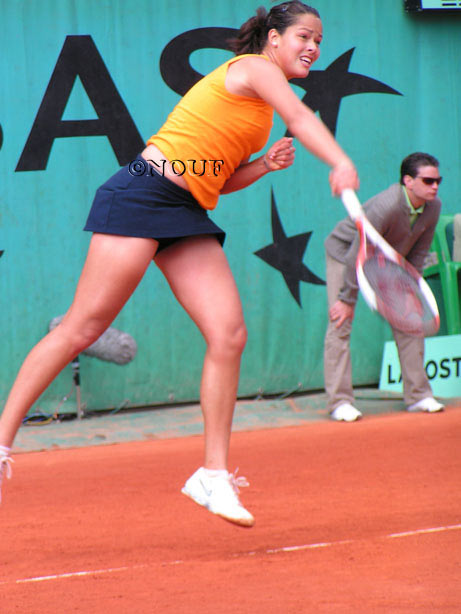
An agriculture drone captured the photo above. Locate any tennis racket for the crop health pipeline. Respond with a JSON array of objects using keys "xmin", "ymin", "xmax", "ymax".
[{"xmin": 340, "ymin": 188, "xmax": 440, "ymax": 337}]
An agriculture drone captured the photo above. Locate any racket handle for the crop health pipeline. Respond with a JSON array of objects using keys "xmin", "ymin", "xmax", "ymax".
[
  {"xmin": 342, "ymin": 189, "xmax": 397, "ymax": 259},
  {"xmin": 341, "ymin": 188, "xmax": 364, "ymax": 221}
]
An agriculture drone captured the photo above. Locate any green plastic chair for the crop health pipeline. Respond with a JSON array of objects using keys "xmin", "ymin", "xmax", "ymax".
[{"xmin": 423, "ymin": 214, "xmax": 461, "ymax": 334}]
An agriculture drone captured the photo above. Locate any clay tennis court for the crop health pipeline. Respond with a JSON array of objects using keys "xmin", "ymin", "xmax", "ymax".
[{"xmin": 1, "ymin": 406, "xmax": 460, "ymax": 613}]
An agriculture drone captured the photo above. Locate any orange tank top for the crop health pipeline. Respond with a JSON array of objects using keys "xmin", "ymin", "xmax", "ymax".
[{"xmin": 147, "ymin": 54, "xmax": 274, "ymax": 210}]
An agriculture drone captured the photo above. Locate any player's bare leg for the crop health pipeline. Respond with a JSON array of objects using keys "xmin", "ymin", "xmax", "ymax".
[
  {"xmin": 155, "ymin": 235, "xmax": 254, "ymax": 526},
  {"xmin": 0, "ymin": 234, "xmax": 158, "ymax": 448}
]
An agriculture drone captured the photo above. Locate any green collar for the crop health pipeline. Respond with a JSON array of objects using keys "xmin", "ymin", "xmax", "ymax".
[{"xmin": 403, "ymin": 185, "xmax": 425, "ymax": 219}]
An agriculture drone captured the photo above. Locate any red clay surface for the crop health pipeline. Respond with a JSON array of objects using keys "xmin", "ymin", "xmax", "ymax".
[{"xmin": 1, "ymin": 408, "xmax": 460, "ymax": 613}]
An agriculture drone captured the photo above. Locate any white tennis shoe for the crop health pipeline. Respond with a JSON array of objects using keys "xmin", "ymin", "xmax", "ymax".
[
  {"xmin": 0, "ymin": 446, "xmax": 13, "ymax": 504},
  {"xmin": 182, "ymin": 467, "xmax": 254, "ymax": 527},
  {"xmin": 406, "ymin": 397, "xmax": 444, "ymax": 413},
  {"xmin": 330, "ymin": 403, "xmax": 363, "ymax": 422}
]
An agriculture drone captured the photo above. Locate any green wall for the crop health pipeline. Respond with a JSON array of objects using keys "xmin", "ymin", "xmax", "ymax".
[{"xmin": 1, "ymin": 0, "xmax": 460, "ymax": 414}]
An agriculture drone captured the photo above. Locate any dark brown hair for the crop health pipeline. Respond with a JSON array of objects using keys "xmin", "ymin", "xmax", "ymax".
[
  {"xmin": 228, "ymin": 1, "xmax": 321, "ymax": 56},
  {"xmin": 400, "ymin": 152, "xmax": 439, "ymax": 184}
]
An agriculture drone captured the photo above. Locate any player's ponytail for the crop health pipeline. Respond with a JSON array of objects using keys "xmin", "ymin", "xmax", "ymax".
[
  {"xmin": 228, "ymin": 2, "xmax": 321, "ymax": 56},
  {"xmin": 228, "ymin": 7, "xmax": 268, "ymax": 55}
]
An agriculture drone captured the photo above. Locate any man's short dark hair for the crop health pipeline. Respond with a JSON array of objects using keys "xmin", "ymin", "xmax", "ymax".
[{"xmin": 400, "ymin": 152, "xmax": 439, "ymax": 184}]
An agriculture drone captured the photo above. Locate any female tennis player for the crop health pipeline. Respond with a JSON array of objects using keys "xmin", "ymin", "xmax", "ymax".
[{"xmin": 0, "ymin": 1, "xmax": 358, "ymax": 526}]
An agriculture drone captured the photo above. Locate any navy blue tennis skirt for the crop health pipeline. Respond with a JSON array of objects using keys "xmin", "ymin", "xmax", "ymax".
[{"xmin": 84, "ymin": 155, "xmax": 225, "ymax": 251}]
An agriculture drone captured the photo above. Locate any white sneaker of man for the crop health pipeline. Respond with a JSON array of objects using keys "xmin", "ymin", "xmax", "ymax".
[
  {"xmin": 406, "ymin": 397, "xmax": 444, "ymax": 413},
  {"xmin": 330, "ymin": 402, "xmax": 363, "ymax": 422},
  {"xmin": 182, "ymin": 467, "xmax": 254, "ymax": 527}
]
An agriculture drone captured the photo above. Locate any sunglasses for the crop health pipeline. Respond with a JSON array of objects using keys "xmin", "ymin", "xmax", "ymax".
[{"xmin": 416, "ymin": 176, "xmax": 443, "ymax": 186}]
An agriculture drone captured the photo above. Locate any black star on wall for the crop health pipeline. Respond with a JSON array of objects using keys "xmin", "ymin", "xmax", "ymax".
[
  {"xmin": 254, "ymin": 188, "xmax": 325, "ymax": 307},
  {"xmin": 290, "ymin": 48, "xmax": 402, "ymax": 136}
]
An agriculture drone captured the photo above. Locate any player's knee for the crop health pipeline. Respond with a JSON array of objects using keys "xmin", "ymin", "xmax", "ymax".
[
  {"xmin": 232, "ymin": 321, "xmax": 248, "ymax": 355},
  {"xmin": 57, "ymin": 319, "xmax": 108, "ymax": 356},
  {"xmin": 74, "ymin": 328, "xmax": 105, "ymax": 354},
  {"xmin": 208, "ymin": 320, "xmax": 247, "ymax": 360}
]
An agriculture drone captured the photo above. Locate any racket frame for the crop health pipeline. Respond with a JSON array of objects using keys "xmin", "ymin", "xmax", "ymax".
[{"xmin": 340, "ymin": 188, "xmax": 440, "ymax": 335}]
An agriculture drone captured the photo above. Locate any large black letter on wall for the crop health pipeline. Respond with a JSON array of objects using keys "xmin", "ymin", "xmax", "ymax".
[{"xmin": 16, "ymin": 35, "xmax": 144, "ymax": 171}]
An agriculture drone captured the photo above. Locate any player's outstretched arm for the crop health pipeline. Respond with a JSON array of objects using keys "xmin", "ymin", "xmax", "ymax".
[{"xmin": 241, "ymin": 57, "xmax": 359, "ymax": 196}]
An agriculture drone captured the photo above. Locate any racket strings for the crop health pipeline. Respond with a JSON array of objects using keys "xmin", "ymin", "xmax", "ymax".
[{"xmin": 362, "ymin": 256, "xmax": 434, "ymax": 336}]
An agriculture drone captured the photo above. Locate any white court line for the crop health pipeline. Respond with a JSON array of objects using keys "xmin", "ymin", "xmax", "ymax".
[
  {"xmin": 265, "ymin": 539, "xmax": 354, "ymax": 554},
  {"xmin": 16, "ymin": 566, "xmax": 132, "ymax": 583},
  {"xmin": 3, "ymin": 523, "xmax": 460, "ymax": 586},
  {"xmin": 0, "ymin": 565, "xmax": 146, "ymax": 586},
  {"xmin": 387, "ymin": 523, "xmax": 461, "ymax": 539}
]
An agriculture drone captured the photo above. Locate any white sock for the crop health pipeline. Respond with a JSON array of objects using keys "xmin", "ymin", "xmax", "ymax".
[{"xmin": 0, "ymin": 445, "xmax": 11, "ymax": 457}]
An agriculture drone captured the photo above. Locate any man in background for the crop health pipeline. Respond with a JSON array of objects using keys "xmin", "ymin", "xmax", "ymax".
[{"xmin": 324, "ymin": 152, "xmax": 444, "ymax": 421}]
